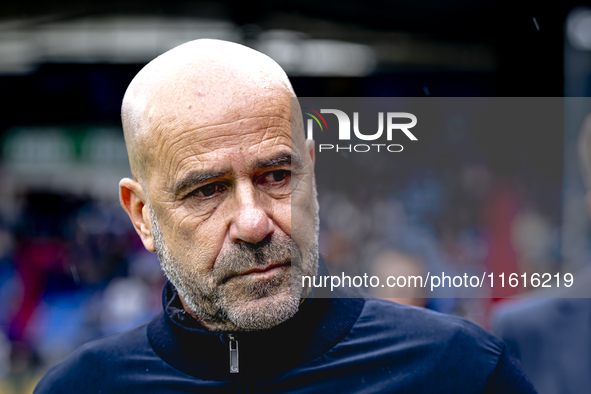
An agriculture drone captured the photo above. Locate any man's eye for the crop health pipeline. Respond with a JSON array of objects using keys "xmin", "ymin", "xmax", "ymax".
[
  {"xmin": 190, "ymin": 183, "xmax": 226, "ymax": 197},
  {"xmin": 260, "ymin": 170, "xmax": 290, "ymax": 184}
]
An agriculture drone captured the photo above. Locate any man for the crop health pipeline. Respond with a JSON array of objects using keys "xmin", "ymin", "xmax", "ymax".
[
  {"xmin": 35, "ymin": 39, "xmax": 535, "ymax": 393},
  {"xmin": 491, "ymin": 113, "xmax": 591, "ymax": 394},
  {"xmin": 370, "ymin": 249, "xmax": 428, "ymax": 307}
]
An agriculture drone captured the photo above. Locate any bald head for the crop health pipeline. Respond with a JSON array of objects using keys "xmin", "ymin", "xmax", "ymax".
[{"xmin": 121, "ymin": 39, "xmax": 300, "ymax": 187}]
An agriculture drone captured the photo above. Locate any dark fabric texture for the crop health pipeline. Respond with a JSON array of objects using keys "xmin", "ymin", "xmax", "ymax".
[
  {"xmin": 485, "ymin": 346, "xmax": 537, "ymax": 394},
  {"xmin": 35, "ymin": 280, "xmax": 537, "ymax": 393}
]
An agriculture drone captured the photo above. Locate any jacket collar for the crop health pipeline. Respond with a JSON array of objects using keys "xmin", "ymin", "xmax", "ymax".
[{"xmin": 147, "ymin": 259, "xmax": 365, "ymax": 380}]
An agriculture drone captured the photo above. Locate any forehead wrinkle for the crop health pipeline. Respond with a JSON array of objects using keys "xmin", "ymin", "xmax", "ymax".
[
  {"xmin": 181, "ymin": 120, "xmax": 291, "ymax": 153},
  {"xmin": 155, "ymin": 114, "xmax": 290, "ymax": 150},
  {"xmin": 156, "ymin": 129, "xmax": 292, "ymax": 192},
  {"xmin": 160, "ymin": 128, "xmax": 291, "ymax": 175}
]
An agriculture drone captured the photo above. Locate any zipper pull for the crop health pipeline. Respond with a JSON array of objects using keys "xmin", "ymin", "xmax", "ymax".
[{"xmin": 228, "ymin": 334, "xmax": 239, "ymax": 373}]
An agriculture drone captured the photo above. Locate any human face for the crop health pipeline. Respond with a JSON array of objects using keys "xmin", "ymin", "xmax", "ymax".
[{"xmin": 145, "ymin": 89, "xmax": 318, "ymax": 331}]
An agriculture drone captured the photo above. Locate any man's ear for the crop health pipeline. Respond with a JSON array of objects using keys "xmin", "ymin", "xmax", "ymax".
[
  {"xmin": 119, "ymin": 178, "xmax": 156, "ymax": 252},
  {"xmin": 306, "ymin": 139, "xmax": 316, "ymax": 186},
  {"xmin": 306, "ymin": 139, "xmax": 315, "ymax": 166}
]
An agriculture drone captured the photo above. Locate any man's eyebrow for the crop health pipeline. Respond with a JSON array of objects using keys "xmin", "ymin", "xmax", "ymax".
[
  {"xmin": 254, "ymin": 151, "xmax": 302, "ymax": 169},
  {"xmin": 172, "ymin": 152, "xmax": 302, "ymax": 195},
  {"xmin": 173, "ymin": 170, "xmax": 230, "ymax": 195}
]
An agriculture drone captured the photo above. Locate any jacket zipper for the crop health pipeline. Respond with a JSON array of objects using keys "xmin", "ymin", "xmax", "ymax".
[{"xmin": 228, "ymin": 334, "xmax": 239, "ymax": 374}]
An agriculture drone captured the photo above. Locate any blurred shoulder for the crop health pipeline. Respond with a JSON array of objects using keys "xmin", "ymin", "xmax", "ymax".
[
  {"xmin": 492, "ymin": 297, "xmax": 591, "ymax": 336},
  {"xmin": 34, "ymin": 322, "xmax": 152, "ymax": 393}
]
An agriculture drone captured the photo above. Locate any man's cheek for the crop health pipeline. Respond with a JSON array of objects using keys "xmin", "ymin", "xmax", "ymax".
[
  {"xmin": 196, "ymin": 225, "xmax": 233, "ymax": 269},
  {"xmin": 291, "ymin": 212, "xmax": 314, "ymax": 247},
  {"xmin": 269, "ymin": 199, "xmax": 292, "ymax": 235}
]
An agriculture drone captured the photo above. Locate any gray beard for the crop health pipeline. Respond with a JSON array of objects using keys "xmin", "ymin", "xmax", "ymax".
[{"xmin": 150, "ymin": 194, "xmax": 319, "ymax": 332}]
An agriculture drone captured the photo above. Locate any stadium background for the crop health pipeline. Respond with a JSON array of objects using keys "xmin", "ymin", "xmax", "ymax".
[{"xmin": 0, "ymin": 1, "xmax": 588, "ymax": 393}]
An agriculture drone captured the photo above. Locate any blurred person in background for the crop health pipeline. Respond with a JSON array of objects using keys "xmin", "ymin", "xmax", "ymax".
[
  {"xmin": 33, "ymin": 39, "xmax": 535, "ymax": 393},
  {"xmin": 370, "ymin": 249, "xmax": 428, "ymax": 307},
  {"xmin": 491, "ymin": 113, "xmax": 591, "ymax": 394}
]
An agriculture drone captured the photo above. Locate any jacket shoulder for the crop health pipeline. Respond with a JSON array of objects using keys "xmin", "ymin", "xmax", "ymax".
[
  {"xmin": 336, "ymin": 299, "xmax": 508, "ymax": 391},
  {"xmin": 358, "ymin": 298, "xmax": 505, "ymax": 352}
]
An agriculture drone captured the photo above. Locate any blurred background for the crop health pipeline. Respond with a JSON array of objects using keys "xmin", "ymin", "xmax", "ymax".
[{"xmin": 0, "ymin": 1, "xmax": 589, "ymax": 393}]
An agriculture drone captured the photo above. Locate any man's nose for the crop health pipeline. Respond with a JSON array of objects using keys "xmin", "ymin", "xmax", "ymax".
[{"xmin": 228, "ymin": 181, "xmax": 274, "ymax": 244}]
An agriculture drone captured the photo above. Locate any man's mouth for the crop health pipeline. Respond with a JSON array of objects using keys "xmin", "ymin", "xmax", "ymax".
[
  {"xmin": 241, "ymin": 262, "xmax": 291, "ymax": 276},
  {"xmin": 222, "ymin": 262, "xmax": 291, "ymax": 284}
]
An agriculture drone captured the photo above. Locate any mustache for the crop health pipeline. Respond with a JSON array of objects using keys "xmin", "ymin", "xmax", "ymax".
[{"xmin": 213, "ymin": 235, "xmax": 302, "ymax": 285}]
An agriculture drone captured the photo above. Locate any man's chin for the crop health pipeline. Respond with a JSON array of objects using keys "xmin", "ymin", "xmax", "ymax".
[{"xmin": 224, "ymin": 290, "xmax": 301, "ymax": 331}]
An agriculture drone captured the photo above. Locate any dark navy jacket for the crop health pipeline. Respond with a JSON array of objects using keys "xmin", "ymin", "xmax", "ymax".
[{"xmin": 35, "ymin": 281, "xmax": 536, "ymax": 393}]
